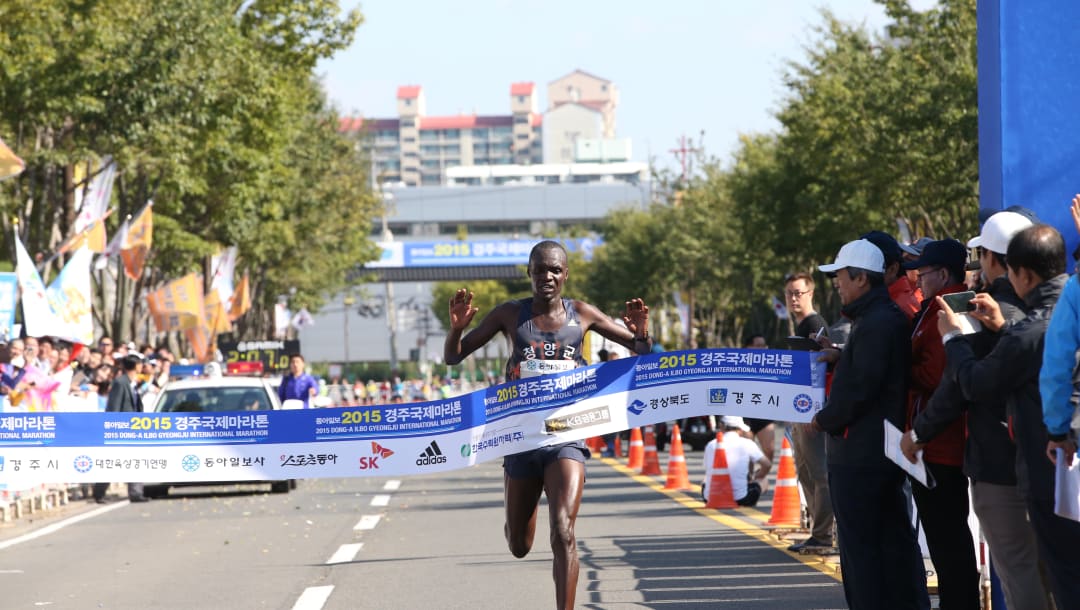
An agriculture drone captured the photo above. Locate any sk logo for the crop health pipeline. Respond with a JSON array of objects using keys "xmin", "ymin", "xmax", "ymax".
[
  {"xmin": 371, "ymin": 442, "xmax": 394, "ymax": 459},
  {"xmin": 360, "ymin": 442, "xmax": 394, "ymax": 470},
  {"xmin": 627, "ymin": 399, "xmax": 647, "ymax": 415}
]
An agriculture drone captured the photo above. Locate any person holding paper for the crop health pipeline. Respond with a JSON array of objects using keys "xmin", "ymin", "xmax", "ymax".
[
  {"xmin": 810, "ymin": 239, "xmax": 929, "ymax": 609},
  {"xmin": 444, "ymin": 240, "xmax": 651, "ymax": 610},
  {"xmin": 898, "ymin": 239, "xmax": 981, "ymax": 609},
  {"xmin": 904, "ymin": 211, "xmax": 1050, "ymax": 610},
  {"xmin": 938, "ymin": 224, "xmax": 1080, "ymax": 608}
]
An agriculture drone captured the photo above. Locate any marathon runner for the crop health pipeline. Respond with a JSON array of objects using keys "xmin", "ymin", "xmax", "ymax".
[{"xmin": 444, "ymin": 239, "xmax": 651, "ymax": 609}]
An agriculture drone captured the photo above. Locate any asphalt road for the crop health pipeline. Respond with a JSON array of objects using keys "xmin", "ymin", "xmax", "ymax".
[{"xmin": 0, "ymin": 451, "xmax": 846, "ymax": 609}]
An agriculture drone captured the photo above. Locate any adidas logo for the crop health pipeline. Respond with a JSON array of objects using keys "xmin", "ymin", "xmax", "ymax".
[
  {"xmin": 416, "ymin": 440, "xmax": 447, "ymax": 466},
  {"xmin": 371, "ymin": 442, "xmax": 394, "ymax": 459}
]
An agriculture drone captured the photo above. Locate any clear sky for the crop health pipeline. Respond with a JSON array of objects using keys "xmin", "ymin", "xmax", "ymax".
[{"xmin": 317, "ymin": 0, "xmax": 936, "ymax": 169}]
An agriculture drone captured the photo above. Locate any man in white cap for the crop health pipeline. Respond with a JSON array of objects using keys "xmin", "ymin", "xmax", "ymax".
[
  {"xmin": 902, "ymin": 210, "xmax": 1050, "ymax": 609},
  {"xmin": 700, "ymin": 415, "xmax": 771, "ymax": 507},
  {"xmin": 811, "ymin": 239, "xmax": 929, "ymax": 609}
]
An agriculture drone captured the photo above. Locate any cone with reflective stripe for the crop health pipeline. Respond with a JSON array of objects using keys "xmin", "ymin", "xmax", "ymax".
[
  {"xmin": 627, "ymin": 427, "xmax": 644, "ymax": 469},
  {"xmin": 640, "ymin": 425, "xmax": 662, "ymax": 475},
  {"xmin": 768, "ymin": 436, "xmax": 801, "ymax": 527},
  {"xmin": 706, "ymin": 432, "xmax": 737, "ymax": 509},
  {"xmin": 664, "ymin": 424, "xmax": 693, "ymax": 490}
]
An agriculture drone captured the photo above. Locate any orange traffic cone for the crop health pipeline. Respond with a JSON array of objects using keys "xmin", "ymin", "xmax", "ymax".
[
  {"xmin": 640, "ymin": 425, "xmax": 662, "ymax": 475},
  {"xmin": 627, "ymin": 427, "xmax": 644, "ymax": 470},
  {"xmin": 706, "ymin": 432, "xmax": 737, "ymax": 509},
  {"xmin": 664, "ymin": 424, "xmax": 693, "ymax": 490},
  {"xmin": 768, "ymin": 436, "xmax": 801, "ymax": 527},
  {"xmin": 587, "ymin": 436, "xmax": 603, "ymax": 455},
  {"xmin": 614, "ymin": 433, "xmax": 623, "ymax": 458}
]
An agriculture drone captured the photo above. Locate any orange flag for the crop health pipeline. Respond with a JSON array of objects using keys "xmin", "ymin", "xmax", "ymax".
[
  {"xmin": 204, "ymin": 289, "xmax": 232, "ymax": 335},
  {"xmin": 146, "ymin": 273, "xmax": 203, "ymax": 332},
  {"xmin": 185, "ymin": 326, "xmax": 214, "ymax": 363},
  {"xmin": 0, "ymin": 137, "xmax": 25, "ymax": 181},
  {"xmin": 121, "ymin": 202, "xmax": 153, "ymax": 280},
  {"xmin": 228, "ymin": 272, "xmax": 251, "ymax": 321}
]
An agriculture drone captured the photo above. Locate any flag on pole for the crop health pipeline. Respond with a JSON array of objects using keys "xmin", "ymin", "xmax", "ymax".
[
  {"xmin": 186, "ymin": 289, "xmax": 231, "ymax": 363},
  {"xmin": 210, "ymin": 246, "xmax": 237, "ymax": 304},
  {"xmin": 228, "ymin": 272, "xmax": 251, "ymax": 322},
  {"xmin": 274, "ymin": 303, "xmax": 291, "ymax": 338},
  {"xmin": 0, "ymin": 137, "xmax": 25, "ymax": 181},
  {"xmin": 14, "ymin": 229, "xmax": 57, "ymax": 338},
  {"xmin": 121, "ymin": 201, "xmax": 153, "ymax": 280},
  {"xmin": 74, "ymin": 156, "xmax": 115, "ymax": 234},
  {"xmin": 146, "ymin": 273, "xmax": 203, "ymax": 332},
  {"xmin": 204, "ymin": 289, "xmax": 232, "ymax": 335},
  {"xmin": 95, "ymin": 216, "xmax": 129, "ymax": 271},
  {"xmin": 45, "ymin": 246, "xmax": 95, "ymax": 345},
  {"xmin": 290, "ymin": 308, "xmax": 315, "ymax": 329},
  {"xmin": 771, "ymin": 295, "xmax": 789, "ymax": 320}
]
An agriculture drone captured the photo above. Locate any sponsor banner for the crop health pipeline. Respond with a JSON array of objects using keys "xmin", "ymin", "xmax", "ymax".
[
  {"xmin": 0, "ymin": 349, "xmax": 823, "ymax": 485},
  {"xmin": 365, "ymin": 236, "xmax": 601, "ymax": 268}
]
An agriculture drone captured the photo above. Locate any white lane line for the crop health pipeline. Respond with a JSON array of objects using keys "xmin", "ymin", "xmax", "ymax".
[
  {"xmin": 291, "ymin": 585, "xmax": 334, "ymax": 610},
  {"xmin": 382, "ymin": 480, "xmax": 401, "ymax": 491},
  {"xmin": 370, "ymin": 494, "xmax": 391, "ymax": 507},
  {"xmin": 326, "ymin": 543, "xmax": 363, "ymax": 565},
  {"xmin": 0, "ymin": 501, "xmax": 129, "ymax": 551},
  {"xmin": 354, "ymin": 514, "xmax": 381, "ymax": 530}
]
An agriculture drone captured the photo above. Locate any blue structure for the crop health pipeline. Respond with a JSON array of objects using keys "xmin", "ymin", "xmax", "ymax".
[{"xmin": 978, "ymin": 0, "xmax": 1080, "ymax": 255}]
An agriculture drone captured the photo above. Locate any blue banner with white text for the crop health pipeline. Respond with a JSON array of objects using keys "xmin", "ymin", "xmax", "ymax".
[{"xmin": 0, "ymin": 349, "xmax": 824, "ymax": 485}]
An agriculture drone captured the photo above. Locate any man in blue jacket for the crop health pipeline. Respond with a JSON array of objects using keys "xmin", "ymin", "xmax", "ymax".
[{"xmin": 278, "ymin": 353, "xmax": 318, "ymax": 408}]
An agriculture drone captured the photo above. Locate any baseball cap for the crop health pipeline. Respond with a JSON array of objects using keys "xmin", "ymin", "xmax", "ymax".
[
  {"xmin": 899, "ymin": 237, "xmax": 934, "ymax": 257},
  {"xmin": 859, "ymin": 230, "xmax": 903, "ymax": 266},
  {"xmin": 967, "ymin": 211, "xmax": 1035, "ymax": 254},
  {"xmin": 819, "ymin": 239, "xmax": 886, "ymax": 274},
  {"xmin": 721, "ymin": 415, "xmax": 751, "ymax": 432},
  {"xmin": 901, "ymin": 239, "xmax": 967, "ymax": 278},
  {"xmin": 978, "ymin": 205, "xmax": 1039, "ymax": 226}
]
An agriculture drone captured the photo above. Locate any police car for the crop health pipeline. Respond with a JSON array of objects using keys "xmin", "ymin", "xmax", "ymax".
[{"xmin": 143, "ymin": 363, "xmax": 295, "ymax": 496}]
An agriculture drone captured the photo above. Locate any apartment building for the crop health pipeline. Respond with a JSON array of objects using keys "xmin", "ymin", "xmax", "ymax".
[{"xmin": 340, "ymin": 84, "xmax": 543, "ymax": 187}]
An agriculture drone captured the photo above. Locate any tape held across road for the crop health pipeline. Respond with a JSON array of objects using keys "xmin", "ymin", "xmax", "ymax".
[{"xmin": 0, "ymin": 349, "xmax": 825, "ymax": 485}]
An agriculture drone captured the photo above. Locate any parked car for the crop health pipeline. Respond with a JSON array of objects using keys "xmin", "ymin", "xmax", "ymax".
[{"xmin": 146, "ymin": 376, "xmax": 294, "ymax": 496}]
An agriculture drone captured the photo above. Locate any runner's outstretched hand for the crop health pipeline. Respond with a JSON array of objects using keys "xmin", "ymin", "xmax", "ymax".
[
  {"xmin": 448, "ymin": 288, "xmax": 478, "ymax": 331},
  {"xmin": 623, "ymin": 298, "xmax": 649, "ymax": 339}
]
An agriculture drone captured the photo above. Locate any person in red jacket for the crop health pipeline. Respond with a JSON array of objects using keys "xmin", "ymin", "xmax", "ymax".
[
  {"xmin": 861, "ymin": 231, "xmax": 921, "ymax": 322},
  {"xmin": 901, "ymin": 239, "xmax": 980, "ymax": 609}
]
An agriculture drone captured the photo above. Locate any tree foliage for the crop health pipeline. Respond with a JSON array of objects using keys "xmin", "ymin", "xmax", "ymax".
[
  {"xmin": 582, "ymin": 0, "xmax": 979, "ymax": 347},
  {"xmin": 0, "ymin": 0, "xmax": 378, "ymax": 346}
]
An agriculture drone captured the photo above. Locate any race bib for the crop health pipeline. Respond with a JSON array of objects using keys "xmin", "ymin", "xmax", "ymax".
[{"xmin": 520, "ymin": 359, "xmax": 577, "ymax": 378}]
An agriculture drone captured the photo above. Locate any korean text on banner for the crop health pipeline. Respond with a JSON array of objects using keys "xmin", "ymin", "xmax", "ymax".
[
  {"xmin": 0, "ymin": 349, "xmax": 825, "ymax": 485},
  {"xmin": 146, "ymin": 273, "xmax": 204, "ymax": 332}
]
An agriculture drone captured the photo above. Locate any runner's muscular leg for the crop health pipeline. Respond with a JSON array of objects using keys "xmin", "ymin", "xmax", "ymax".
[
  {"xmin": 544, "ymin": 458, "xmax": 585, "ymax": 610},
  {"xmin": 504, "ymin": 471, "xmax": 545, "ymax": 558}
]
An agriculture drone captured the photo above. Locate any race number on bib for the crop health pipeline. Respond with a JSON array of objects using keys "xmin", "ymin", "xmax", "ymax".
[{"xmin": 520, "ymin": 359, "xmax": 577, "ymax": 378}]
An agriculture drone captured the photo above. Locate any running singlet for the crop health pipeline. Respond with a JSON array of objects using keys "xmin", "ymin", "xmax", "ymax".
[{"xmin": 504, "ymin": 298, "xmax": 587, "ymax": 381}]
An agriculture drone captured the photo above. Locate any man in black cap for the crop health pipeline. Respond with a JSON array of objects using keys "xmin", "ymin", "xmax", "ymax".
[
  {"xmin": 860, "ymin": 230, "xmax": 920, "ymax": 322},
  {"xmin": 900, "ymin": 239, "xmax": 980, "ymax": 609}
]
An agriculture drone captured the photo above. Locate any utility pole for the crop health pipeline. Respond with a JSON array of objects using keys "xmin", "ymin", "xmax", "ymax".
[
  {"xmin": 372, "ymin": 161, "xmax": 399, "ymax": 373},
  {"xmin": 669, "ymin": 132, "xmax": 704, "ymax": 184}
]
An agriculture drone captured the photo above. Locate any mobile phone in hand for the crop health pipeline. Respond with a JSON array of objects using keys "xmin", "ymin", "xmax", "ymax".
[{"xmin": 941, "ymin": 291, "xmax": 976, "ymax": 313}]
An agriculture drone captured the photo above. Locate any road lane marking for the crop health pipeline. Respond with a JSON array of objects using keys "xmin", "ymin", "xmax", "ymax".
[
  {"xmin": 382, "ymin": 480, "xmax": 401, "ymax": 491},
  {"xmin": 292, "ymin": 586, "xmax": 334, "ymax": 610},
  {"xmin": 370, "ymin": 494, "xmax": 391, "ymax": 507},
  {"xmin": 354, "ymin": 514, "xmax": 381, "ymax": 530},
  {"xmin": 0, "ymin": 501, "xmax": 129, "ymax": 551},
  {"xmin": 600, "ymin": 458, "xmax": 843, "ymax": 582},
  {"xmin": 326, "ymin": 543, "xmax": 363, "ymax": 565}
]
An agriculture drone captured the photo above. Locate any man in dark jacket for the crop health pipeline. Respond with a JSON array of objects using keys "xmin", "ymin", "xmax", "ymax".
[
  {"xmin": 812, "ymin": 239, "xmax": 929, "ymax": 610},
  {"xmin": 92, "ymin": 355, "xmax": 147, "ymax": 503},
  {"xmin": 938, "ymin": 224, "xmax": 1080, "ymax": 608},
  {"xmin": 904, "ymin": 211, "xmax": 1051, "ymax": 610}
]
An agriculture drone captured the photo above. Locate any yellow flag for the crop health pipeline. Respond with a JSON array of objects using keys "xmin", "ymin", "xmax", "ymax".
[
  {"xmin": 228, "ymin": 273, "xmax": 251, "ymax": 321},
  {"xmin": 146, "ymin": 273, "xmax": 203, "ymax": 332},
  {"xmin": 185, "ymin": 325, "xmax": 214, "ymax": 363},
  {"xmin": 205, "ymin": 289, "xmax": 232, "ymax": 335},
  {"xmin": 0, "ymin": 137, "xmax": 25, "ymax": 181},
  {"xmin": 121, "ymin": 202, "xmax": 153, "ymax": 280},
  {"xmin": 61, "ymin": 218, "xmax": 108, "ymax": 254}
]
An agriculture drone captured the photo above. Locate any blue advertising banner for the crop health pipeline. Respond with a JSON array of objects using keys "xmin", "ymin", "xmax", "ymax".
[
  {"xmin": 366, "ymin": 236, "xmax": 601, "ymax": 269},
  {"xmin": 0, "ymin": 272, "xmax": 16, "ymax": 341},
  {"xmin": 0, "ymin": 349, "xmax": 824, "ymax": 486}
]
